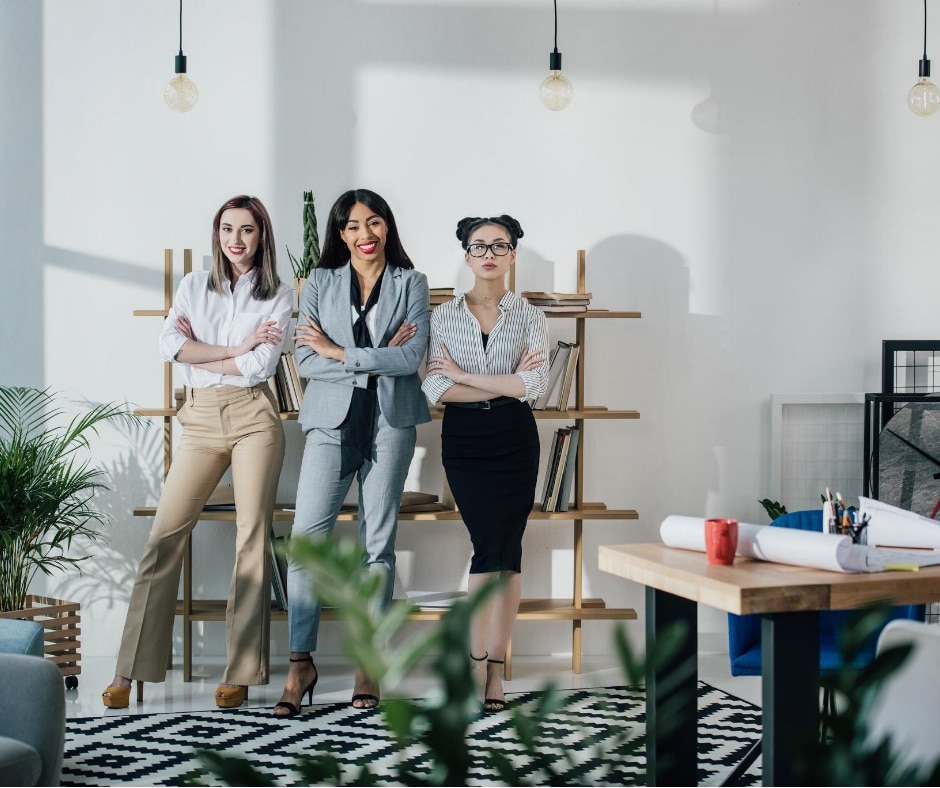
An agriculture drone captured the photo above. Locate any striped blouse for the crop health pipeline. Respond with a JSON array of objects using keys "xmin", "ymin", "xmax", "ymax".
[{"xmin": 421, "ymin": 290, "xmax": 550, "ymax": 405}]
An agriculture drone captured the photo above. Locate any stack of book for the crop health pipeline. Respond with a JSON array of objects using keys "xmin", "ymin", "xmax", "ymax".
[
  {"xmin": 533, "ymin": 341, "xmax": 579, "ymax": 411},
  {"xmin": 540, "ymin": 426, "xmax": 581, "ymax": 512},
  {"xmin": 430, "ymin": 287, "xmax": 456, "ymax": 307},
  {"xmin": 269, "ymin": 352, "xmax": 305, "ymax": 413},
  {"xmin": 521, "ymin": 291, "xmax": 592, "ymax": 312}
]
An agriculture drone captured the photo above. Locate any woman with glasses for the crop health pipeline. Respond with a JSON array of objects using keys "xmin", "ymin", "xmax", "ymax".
[
  {"xmin": 273, "ymin": 188, "xmax": 430, "ymax": 718},
  {"xmin": 421, "ymin": 215, "xmax": 549, "ymax": 711}
]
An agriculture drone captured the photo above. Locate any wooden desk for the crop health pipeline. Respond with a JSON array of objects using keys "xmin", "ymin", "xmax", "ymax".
[{"xmin": 599, "ymin": 543, "xmax": 940, "ymax": 786}]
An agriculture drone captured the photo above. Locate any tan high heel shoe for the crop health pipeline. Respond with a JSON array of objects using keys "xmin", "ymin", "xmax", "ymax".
[
  {"xmin": 215, "ymin": 684, "xmax": 248, "ymax": 708},
  {"xmin": 102, "ymin": 680, "xmax": 143, "ymax": 708}
]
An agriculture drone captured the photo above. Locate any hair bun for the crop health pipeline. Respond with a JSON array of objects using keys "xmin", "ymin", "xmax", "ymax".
[
  {"xmin": 456, "ymin": 217, "xmax": 481, "ymax": 242},
  {"xmin": 498, "ymin": 214, "xmax": 524, "ymax": 240}
]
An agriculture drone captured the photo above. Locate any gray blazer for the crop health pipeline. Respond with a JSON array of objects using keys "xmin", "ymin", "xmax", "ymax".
[{"xmin": 295, "ymin": 263, "xmax": 431, "ymax": 431}]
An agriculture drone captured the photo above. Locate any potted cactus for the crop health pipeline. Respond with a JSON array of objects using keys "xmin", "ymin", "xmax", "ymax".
[{"xmin": 286, "ymin": 190, "xmax": 321, "ymax": 306}]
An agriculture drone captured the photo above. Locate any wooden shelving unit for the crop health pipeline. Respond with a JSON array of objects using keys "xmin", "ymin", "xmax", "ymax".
[{"xmin": 133, "ymin": 248, "xmax": 640, "ymax": 680}]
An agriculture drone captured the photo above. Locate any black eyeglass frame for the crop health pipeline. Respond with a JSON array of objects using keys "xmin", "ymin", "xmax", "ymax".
[{"xmin": 466, "ymin": 242, "xmax": 515, "ymax": 257}]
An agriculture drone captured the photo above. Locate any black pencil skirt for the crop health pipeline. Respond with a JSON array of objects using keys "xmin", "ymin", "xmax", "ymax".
[{"xmin": 442, "ymin": 398, "xmax": 540, "ymax": 573}]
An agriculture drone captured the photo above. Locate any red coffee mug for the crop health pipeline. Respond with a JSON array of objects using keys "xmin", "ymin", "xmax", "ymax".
[{"xmin": 705, "ymin": 518, "xmax": 738, "ymax": 565}]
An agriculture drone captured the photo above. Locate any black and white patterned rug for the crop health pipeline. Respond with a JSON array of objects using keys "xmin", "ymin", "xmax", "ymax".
[{"xmin": 62, "ymin": 682, "xmax": 761, "ymax": 786}]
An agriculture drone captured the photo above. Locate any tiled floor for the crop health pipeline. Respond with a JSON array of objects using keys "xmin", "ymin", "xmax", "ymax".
[{"xmin": 68, "ymin": 650, "xmax": 760, "ymax": 719}]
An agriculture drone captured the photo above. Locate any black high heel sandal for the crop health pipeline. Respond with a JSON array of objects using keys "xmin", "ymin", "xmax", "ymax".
[
  {"xmin": 484, "ymin": 658, "xmax": 506, "ymax": 712},
  {"xmin": 273, "ymin": 656, "xmax": 318, "ymax": 719}
]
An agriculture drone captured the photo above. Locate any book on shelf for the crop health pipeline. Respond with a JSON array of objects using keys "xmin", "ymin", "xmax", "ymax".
[
  {"xmin": 540, "ymin": 428, "xmax": 571, "ymax": 511},
  {"xmin": 268, "ymin": 370, "xmax": 288, "ymax": 412},
  {"xmin": 405, "ymin": 590, "xmax": 466, "ymax": 610},
  {"xmin": 429, "ymin": 287, "xmax": 456, "ymax": 306},
  {"xmin": 552, "ymin": 344, "xmax": 580, "ymax": 411},
  {"xmin": 532, "ymin": 304, "xmax": 588, "ymax": 312},
  {"xmin": 538, "ymin": 430, "xmax": 561, "ymax": 509},
  {"xmin": 269, "ymin": 527, "xmax": 289, "ymax": 610},
  {"xmin": 533, "ymin": 341, "xmax": 572, "ymax": 410},
  {"xmin": 274, "ymin": 353, "xmax": 302, "ymax": 413},
  {"xmin": 555, "ymin": 426, "xmax": 580, "ymax": 511},
  {"xmin": 277, "ymin": 359, "xmax": 296, "ymax": 412},
  {"xmin": 284, "ymin": 353, "xmax": 305, "ymax": 407},
  {"xmin": 521, "ymin": 291, "xmax": 593, "ymax": 302},
  {"xmin": 398, "ymin": 490, "xmax": 444, "ymax": 512},
  {"xmin": 546, "ymin": 428, "xmax": 573, "ymax": 511}
]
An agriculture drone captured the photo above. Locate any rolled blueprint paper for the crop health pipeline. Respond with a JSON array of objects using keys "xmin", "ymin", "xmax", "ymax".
[
  {"xmin": 860, "ymin": 496, "xmax": 940, "ymax": 550},
  {"xmin": 659, "ymin": 515, "xmax": 868, "ymax": 573}
]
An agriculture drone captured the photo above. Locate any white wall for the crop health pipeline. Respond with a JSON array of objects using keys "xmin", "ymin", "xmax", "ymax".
[{"xmin": 2, "ymin": 0, "xmax": 939, "ymax": 665}]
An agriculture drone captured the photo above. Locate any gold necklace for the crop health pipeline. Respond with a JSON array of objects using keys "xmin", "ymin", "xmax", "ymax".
[{"xmin": 467, "ymin": 290, "xmax": 506, "ymax": 305}]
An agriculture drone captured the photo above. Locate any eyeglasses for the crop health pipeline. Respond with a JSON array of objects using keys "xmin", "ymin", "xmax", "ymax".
[{"xmin": 467, "ymin": 242, "xmax": 514, "ymax": 257}]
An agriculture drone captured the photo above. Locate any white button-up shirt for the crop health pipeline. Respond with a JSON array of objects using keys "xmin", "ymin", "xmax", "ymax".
[{"xmin": 159, "ymin": 268, "xmax": 293, "ymax": 388}]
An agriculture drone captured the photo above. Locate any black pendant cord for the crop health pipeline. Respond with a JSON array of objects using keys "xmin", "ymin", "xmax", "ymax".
[
  {"xmin": 553, "ymin": 0, "xmax": 559, "ymax": 53},
  {"xmin": 924, "ymin": 0, "xmax": 929, "ymax": 61},
  {"xmin": 178, "ymin": 0, "xmax": 184, "ymax": 57}
]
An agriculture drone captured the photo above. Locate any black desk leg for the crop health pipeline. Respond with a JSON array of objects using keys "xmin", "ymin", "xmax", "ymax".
[
  {"xmin": 646, "ymin": 586, "xmax": 698, "ymax": 786},
  {"xmin": 761, "ymin": 611, "xmax": 819, "ymax": 786}
]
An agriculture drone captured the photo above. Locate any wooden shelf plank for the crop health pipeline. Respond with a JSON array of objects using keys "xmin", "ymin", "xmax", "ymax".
[
  {"xmin": 429, "ymin": 407, "xmax": 640, "ymax": 420},
  {"xmin": 543, "ymin": 310, "xmax": 641, "ymax": 319},
  {"xmin": 133, "ymin": 503, "xmax": 639, "ymax": 522},
  {"xmin": 176, "ymin": 598, "xmax": 637, "ymax": 623},
  {"xmin": 138, "ymin": 407, "xmax": 640, "ymax": 422}
]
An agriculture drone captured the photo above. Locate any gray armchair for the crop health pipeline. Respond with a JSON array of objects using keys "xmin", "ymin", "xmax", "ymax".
[{"xmin": 0, "ymin": 653, "xmax": 65, "ymax": 786}]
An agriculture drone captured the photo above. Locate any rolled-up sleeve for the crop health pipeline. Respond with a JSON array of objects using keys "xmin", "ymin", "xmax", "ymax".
[
  {"xmin": 232, "ymin": 284, "xmax": 294, "ymax": 382},
  {"xmin": 159, "ymin": 278, "xmax": 192, "ymax": 362},
  {"xmin": 516, "ymin": 309, "xmax": 550, "ymax": 401},
  {"xmin": 421, "ymin": 309, "xmax": 455, "ymax": 405}
]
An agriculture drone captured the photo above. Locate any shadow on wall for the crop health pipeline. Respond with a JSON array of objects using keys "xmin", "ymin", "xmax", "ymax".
[
  {"xmin": 53, "ymin": 412, "xmax": 163, "ymax": 612},
  {"xmin": 582, "ymin": 234, "xmax": 727, "ymax": 535}
]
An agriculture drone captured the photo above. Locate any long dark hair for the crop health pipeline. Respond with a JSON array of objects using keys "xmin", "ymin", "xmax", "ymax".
[
  {"xmin": 209, "ymin": 195, "xmax": 281, "ymax": 300},
  {"xmin": 455, "ymin": 215, "xmax": 525, "ymax": 250},
  {"xmin": 318, "ymin": 189, "xmax": 414, "ymax": 270}
]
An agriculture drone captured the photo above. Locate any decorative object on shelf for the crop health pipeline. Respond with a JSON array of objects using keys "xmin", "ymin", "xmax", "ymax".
[
  {"xmin": 539, "ymin": 0, "xmax": 574, "ymax": 111},
  {"xmin": 164, "ymin": 0, "xmax": 198, "ymax": 112},
  {"xmin": 0, "ymin": 386, "xmax": 132, "ymax": 613},
  {"xmin": 909, "ymin": 0, "xmax": 940, "ymax": 116},
  {"xmin": 286, "ymin": 190, "xmax": 321, "ymax": 303}
]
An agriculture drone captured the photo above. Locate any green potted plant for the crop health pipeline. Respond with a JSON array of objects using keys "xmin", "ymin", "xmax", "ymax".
[
  {"xmin": 286, "ymin": 190, "xmax": 321, "ymax": 305},
  {"xmin": 0, "ymin": 386, "xmax": 133, "ymax": 685}
]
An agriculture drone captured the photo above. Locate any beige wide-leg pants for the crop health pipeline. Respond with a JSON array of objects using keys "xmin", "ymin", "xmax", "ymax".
[{"xmin": 116, "ymin": 383, "xmax": 285, "ymax": 685}]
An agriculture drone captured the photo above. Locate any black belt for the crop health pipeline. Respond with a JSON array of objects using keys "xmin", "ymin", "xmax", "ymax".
[{"xmin": 449, "ymin": 396, "xmax": 518, "ymax": 410}]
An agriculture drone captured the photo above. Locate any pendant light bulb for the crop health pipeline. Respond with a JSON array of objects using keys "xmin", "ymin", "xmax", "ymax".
[
  {"xmin": 540, "ymin": 0, "xmax": 573, "ymax": 111},
  {"xmin": 909, "ymin": 64, "xmax": 940, "ymax": 116},
  {"xmin": 910, "ymin": 0, "xmax": 939, "ymax": 116},
  {"xmin": 165, "ymin": 54, "xmax": 199, "ymax": 112},
  {"xmin": 165, "ymin": 0, "xmax": 198, "ymax": 112},
  {"xmin": 540, "ymin": 51, "xmax": 574, "ymax": 111}
]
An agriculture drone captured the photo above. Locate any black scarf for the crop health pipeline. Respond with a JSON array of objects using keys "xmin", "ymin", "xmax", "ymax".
[{"xmin": 339, "ymin": 266, "xmax": 384, "ymax": 476}]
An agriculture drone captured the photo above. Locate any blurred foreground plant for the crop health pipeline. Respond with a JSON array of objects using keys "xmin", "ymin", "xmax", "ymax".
[{"xmin": 195, "ymin": 534, "xmax": 682, "ymax": 786}]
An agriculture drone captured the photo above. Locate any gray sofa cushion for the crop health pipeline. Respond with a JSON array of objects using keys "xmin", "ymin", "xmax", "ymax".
[
  {"xmin": 0, "ymin": 619, "xmax": 45, "ymax": 657},
  {"xmin": 0, "ymin": 736, "xmax": 41, "ymax": 787},
  {"xmin": 0, "ymin": 654, "xmax": 64, "ymax": 786}
]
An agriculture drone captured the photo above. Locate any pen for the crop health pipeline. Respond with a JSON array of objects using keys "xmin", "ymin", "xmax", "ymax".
[{"xmin": 884, "ymin": 564, "xmax": 920, "ymax": 572}]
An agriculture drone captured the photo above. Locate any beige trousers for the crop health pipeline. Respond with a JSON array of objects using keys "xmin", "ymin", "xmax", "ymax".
[{"xmin": 116, "ymin": 384, "xmax": 285, "ymax": 685}]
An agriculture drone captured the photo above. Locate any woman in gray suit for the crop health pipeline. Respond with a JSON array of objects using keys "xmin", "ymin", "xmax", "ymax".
[{"xmin": 273, "ymin": 189, "xmax": 430, "ymax": 718}]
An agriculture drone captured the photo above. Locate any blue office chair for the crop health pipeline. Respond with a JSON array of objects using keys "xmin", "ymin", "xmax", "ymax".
[{"xmin": 723, "ymin": 509, "xmax": 926, "ymax": 785}]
